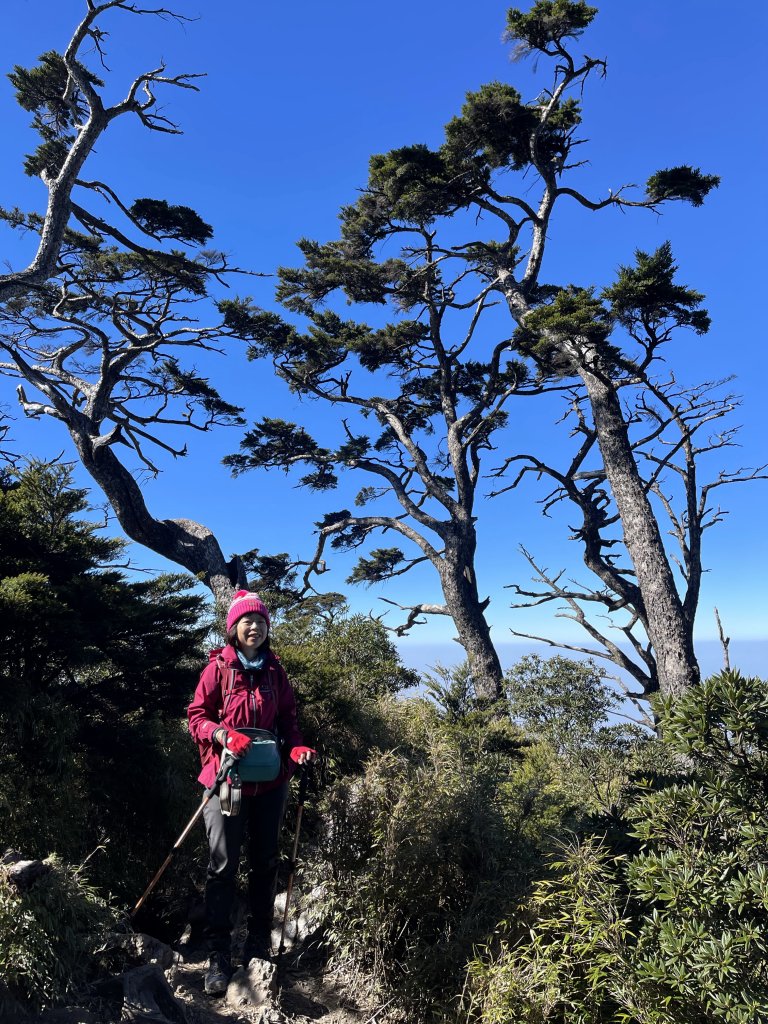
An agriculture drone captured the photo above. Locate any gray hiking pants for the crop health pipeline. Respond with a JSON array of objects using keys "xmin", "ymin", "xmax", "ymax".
[{"xmin": 202, "ymin": 782, "xmax": 288, "ymax": 953}]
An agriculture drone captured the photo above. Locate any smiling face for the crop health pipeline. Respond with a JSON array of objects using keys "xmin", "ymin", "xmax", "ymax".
[{"xmin": 235, "ymin": 613, "xmax": 269, "ymax": 658}]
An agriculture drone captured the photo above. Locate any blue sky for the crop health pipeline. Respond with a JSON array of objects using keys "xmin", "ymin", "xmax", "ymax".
[{"xmin": 1, "ymin": 1, "xmax": 766, "ymax": 675}]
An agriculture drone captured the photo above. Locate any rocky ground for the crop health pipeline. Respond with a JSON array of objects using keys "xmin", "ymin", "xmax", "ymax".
[
  {"xmin": 166, "ymin": 942, "xmax": 372, "ymax": 1024},
  {"xmin": 4, "ymin": 853, "xmax": 386, "ymax": 1024},
  {"xmin": 29, "ymin": 897, "xmax": 380, "ymax": 1024}
]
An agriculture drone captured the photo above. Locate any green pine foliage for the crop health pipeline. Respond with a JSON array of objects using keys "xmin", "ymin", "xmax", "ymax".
[
  {"xmin": 9, "ymin": 49, "xmax": 104, "ymax": 178},
  {"xmin": 0, "ymin": 462, "xmax": 208, "ymax": 898},
  {"xmin": 603, "ymin": 243, "xmax": 710, "ymax": 337},
  {"xmin": 128, "ymin": 198, "xmax": 213, "ymax": 245},
  {"xmin": 505, "ymin": 1, "xmax": 599, "ymax": 54},
  {"xmin": 645, "ymin": 166, "xmax": 721, "ymax": 208},
  {"xmin": 466, "ymin": 671, "xmax": 768, "ymax": 1023},
  {"xmin": 513, "ymin": 287, "xmax": 616, "ymax": 371}
]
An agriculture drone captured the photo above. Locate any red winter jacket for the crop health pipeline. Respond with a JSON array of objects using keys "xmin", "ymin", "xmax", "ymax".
[{"xmin": 187, "ymin": 643, "xmax": 305, "ymax": 795}]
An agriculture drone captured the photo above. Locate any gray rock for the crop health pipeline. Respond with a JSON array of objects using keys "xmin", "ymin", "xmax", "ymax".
[
  {"xmin": 119, "ymin": 964, "xmax": 187, "ymax": 1023},
  {"xmin": 273, "ymin": 884, "xmax": 324, "ymax": 947},
  {"xmin": 251, "ymin": 1010, "xmax": 290, "ymax": 1024},
  {"xmin": 225, "ymin": 958, "xmax": 277, "ymax": 1009},
  {"xmin": 110, "ymin": 933, "xmax": 175, "ymax": 970},
  {"xmin": 5, "ymin": 859, "xmax": 51, "ymax": 891}
]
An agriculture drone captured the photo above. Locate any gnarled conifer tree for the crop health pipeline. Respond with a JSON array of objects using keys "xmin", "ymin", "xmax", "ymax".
[
  {"xmin": 0, "ymin": 1, "xmax": 247, "ymax": 608},
  {"xmin": 494, "ymin": 242, "xmax": 764, "ymax": 703},
  {"xmin": 223, "ymin": 1, "xmax": 737, "ymax": 702}
]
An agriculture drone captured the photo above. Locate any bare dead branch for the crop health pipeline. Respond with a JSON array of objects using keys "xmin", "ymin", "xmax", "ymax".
[
  {"xmin": 714, "ymin": 606, "xmax": 731, "ymax": 672},
  {"xmin": 378, "ymin": 596, "xmax": 451, "ymax": 636}
]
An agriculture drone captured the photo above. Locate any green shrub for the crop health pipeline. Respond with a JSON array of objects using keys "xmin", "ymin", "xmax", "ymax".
[
  {"xmin": 311, "ymin": 696, "xmax": 573, "ymax": 1022},
  {"xmin": 273, "ymin": 607, "xmax": 420, "ymax": 779},
  {"xmin": 0, "ymin": 856, "xmax": 115, "ymax": 1014},
  {"xmin": 84, "ymin": 711, "xmax": 205, "ymax": 903},
  {"xmin": 0, "ymin": 689, "xmax": 89, "ymax": 861},
  {"xmin": 465, "ymin": 837, "xmax": 633, "ymax": 1023},
  {"xmin": 505, "ymin": 655, "xmax": 655, "ymax": 815},
  {"xmin": 466, "ymin": 671, "xmax": 768, "ymax": 1024}
]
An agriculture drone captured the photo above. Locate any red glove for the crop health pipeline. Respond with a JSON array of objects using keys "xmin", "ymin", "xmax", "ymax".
[
  {"xmin": 289, "ymin": 745, "xmax": 317, "ymax": 765},
  {"xmin": 225, "ymin": 730, "xmax": 252, "ymax": 757}
]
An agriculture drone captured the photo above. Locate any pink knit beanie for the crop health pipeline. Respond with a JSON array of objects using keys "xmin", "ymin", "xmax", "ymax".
[{"xmin": 226, "ymin": 590, "xmax": 271, "ymax": 633}]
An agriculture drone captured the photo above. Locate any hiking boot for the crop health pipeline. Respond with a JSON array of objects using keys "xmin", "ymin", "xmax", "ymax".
[
  {"xmin": 204, "ymin": 951, "xmax": 232, "ymax": 995},
  {"xmin": 243, "ymin": 931, "xmax": 272, "ymax": 966}
]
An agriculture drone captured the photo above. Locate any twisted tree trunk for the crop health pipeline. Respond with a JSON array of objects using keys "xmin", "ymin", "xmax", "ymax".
[
  {"xmin": 439, "ymin": 529, "xmax": 503, "ymax": 703},
  {"xmin": 577, "ymin": 354, "xmax": 700, "ymax": 698},
  {"xmin": 73, "ymin": 427, "xmax": 245, "ymax": 610}
]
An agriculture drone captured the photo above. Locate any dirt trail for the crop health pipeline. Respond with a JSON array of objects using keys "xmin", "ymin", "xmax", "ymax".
[
  {"xmin": 28, "ymin": 918, "xmax": 376, "ymax": 1024},
  {"xmin": 168, "ymin": 944, "xmax": 369, "ymax": 1024}
]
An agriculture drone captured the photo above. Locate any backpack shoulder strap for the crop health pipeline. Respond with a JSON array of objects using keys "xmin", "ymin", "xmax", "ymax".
[{"xmin": 215, "ymin": 655, "xmax": 237, "ymax": 721}]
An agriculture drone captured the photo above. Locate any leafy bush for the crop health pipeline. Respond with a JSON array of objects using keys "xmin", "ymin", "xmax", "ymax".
[
  {"xmin": 311, "ymin": 695, "xmax": 573, "ymax": 1022},
  {"xmin": 466, "ymin": 670, "xmax": 768, "ymax": 1023},
  {"xmin": 0, "ymin": 856, "xmax": 114, "ymax": 1014},
  {"xmin": 273, "ymin": 604, "xmax": 420, "ymax": 778},
  {"xmin": 466, "ymin": 836, "xmax": 635, "ymax": 1023},
  {"xmin": 506, "ymin": 655, "xmax": 654, "ymax": 814}
]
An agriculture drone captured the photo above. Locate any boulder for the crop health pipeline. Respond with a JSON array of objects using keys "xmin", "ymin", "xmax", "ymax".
[
  {"xmin": 273, "ymin": 884, "xmax": 324, "ymax": 948},
  {"xmin": 225, "ymin": 957, "xmax": 277, "ymax": 1009},
  {"xmin": 100, "ymin": 932, "xmax": 175, "ymax": 970},
  {"xmin": 119, "ymin": 964, "xmax": 187, "ymax": 1023},
  {"xmin": 4, "ymin": 858, "xmax": 51, "ymax": 891}
]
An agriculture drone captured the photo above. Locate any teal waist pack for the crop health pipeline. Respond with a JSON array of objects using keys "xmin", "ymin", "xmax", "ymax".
[{"xmin": 236, "ymin": 728, "xmax": 282, "ymax": 782}]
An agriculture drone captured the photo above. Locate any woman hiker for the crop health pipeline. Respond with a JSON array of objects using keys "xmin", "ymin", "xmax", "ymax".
[{"xmin": 188, "ymin": 590, "xmax": 317, "ymax": 995}]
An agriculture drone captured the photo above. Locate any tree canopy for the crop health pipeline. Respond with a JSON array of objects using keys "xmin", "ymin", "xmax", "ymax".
[
  {"xmin": 0, "ymin": 0, "xmax": 252, "ymax": 610},
  {"xmin": 221, "ymin": 0, "xmax": 737, "ymax": 700},
  {"xmin": 0, "ymin": 460, "xmax": 206, "ymax": 881},
  {"xmin": 1, "ymin": 0, "xmax": 761, "ymax": 704}
]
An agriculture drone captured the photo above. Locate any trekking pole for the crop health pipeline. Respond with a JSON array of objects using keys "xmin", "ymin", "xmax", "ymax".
[
  {"xmin": 277, "ymin": 765, "xmax": 311, "ymax": 962},
  {"xmin": 131, "ymin": 752, "xmax": 235, "ymax": 919}
]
